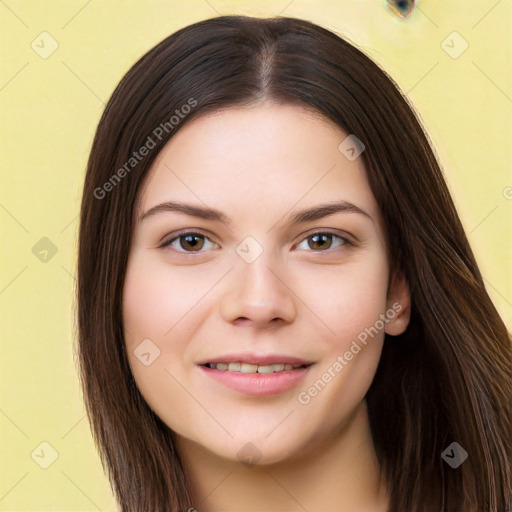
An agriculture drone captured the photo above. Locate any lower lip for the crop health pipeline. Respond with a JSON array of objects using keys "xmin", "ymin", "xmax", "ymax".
[{"xmin": 198, "ymin": 365, "xmax": 312, "ymax": 396}]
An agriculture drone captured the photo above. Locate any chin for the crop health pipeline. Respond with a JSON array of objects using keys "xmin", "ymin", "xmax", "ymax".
[{"xmin": 199, "ymin": 429, "xmax": 311, "ymax": 467}]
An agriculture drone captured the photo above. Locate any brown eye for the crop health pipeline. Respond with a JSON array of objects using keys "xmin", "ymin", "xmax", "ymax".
[
  {"xmin": 296, "ymin": 232, "xmax": 350, "ymax": 252},
  {"xmin": 179, "ymin": 234, "xmax": 204, "ymax": 251},
  {"xmin": 160, "ymin": 232, "xmax": 218, "ymax": 253},
  {"xmin": 308, "ymin": 233, "xmax": 334, "ymax": 251}
]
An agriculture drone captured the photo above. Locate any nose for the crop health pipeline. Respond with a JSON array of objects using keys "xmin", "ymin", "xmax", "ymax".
[{"xmin": 220, "ymin": 252, "xmax": 297, "ymax": 329}]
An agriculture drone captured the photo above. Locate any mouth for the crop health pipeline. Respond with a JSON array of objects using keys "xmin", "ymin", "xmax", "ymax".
[
  {"xmin": 201, "ymin": 361, "xmax": 312, "ymax": 373},
  {"xmin": 197, "ymin": 353, "xmax": 315, "ymax": 396}
]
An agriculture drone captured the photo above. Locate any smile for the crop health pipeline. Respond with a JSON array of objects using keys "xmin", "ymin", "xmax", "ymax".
[
  {"xmin": 202, "ymin": 362, "xmax": 310, "ymax": 373},
  {"xmin": 198, "ymin": 360, "xmax": 314, "ymax": 396}
]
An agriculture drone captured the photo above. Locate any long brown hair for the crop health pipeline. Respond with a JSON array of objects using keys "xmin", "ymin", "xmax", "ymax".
[{"xmin": 75, "ymin": 15, "xmax": 512, "ymax": 511}]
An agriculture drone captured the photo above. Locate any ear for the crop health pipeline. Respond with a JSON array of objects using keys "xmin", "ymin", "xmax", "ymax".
[{"xmin": 384, "ymin": 269, "xmax": 411, "ymax": 336}]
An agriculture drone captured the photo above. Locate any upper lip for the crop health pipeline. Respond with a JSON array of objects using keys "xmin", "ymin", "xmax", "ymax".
[{"xmin": 197, "ymin": 352, "xmax": 314, "ymax": 366}]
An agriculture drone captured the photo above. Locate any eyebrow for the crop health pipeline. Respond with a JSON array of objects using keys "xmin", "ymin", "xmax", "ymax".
[{"xmin": 139, "ymin": 200, "xmax": 374, "ymax": 226}]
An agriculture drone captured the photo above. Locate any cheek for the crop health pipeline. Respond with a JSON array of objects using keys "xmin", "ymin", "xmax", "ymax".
[
  {"xmin": 296, "ymin": 250, "xmax": 390, "ymax": 350},
  {"xmin": 122, "ymin": 251, "xmax": 188, "ymax": 345},
  {"xmin": 122, "ymin": 251, "xmax": 188, "ymax": 391},
  {"xmin": 122, "ymin": 254, "xmax": 196, "ymax": 421},
  {"xmin": 288, "ymin": 261, "xmax": 389, "ymax": 448},
  {"xmin": 294, "ymin": 251, "xmax": 389, "ymax": 406},
  {"xmin": 121, "ymin": 248, "xmax": 221, "ymax": 380}
]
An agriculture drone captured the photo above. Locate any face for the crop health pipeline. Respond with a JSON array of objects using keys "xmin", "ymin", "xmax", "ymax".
[{"xmin": 122, "ymin": 103, "xmax": 410, "ymax": 464}]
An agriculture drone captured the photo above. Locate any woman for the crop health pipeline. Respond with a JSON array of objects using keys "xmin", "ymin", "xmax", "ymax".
[{"xmin": 76, "ymin": 15, "xmax": 512, "ymax": 512}]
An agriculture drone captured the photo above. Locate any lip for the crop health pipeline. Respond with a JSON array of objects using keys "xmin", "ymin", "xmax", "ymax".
[
  {"xmin": 196, "ymin": 352, "xmax": 314, "ymax": 367},
  {"xmin": 197, "ymin": 354, "xmax": 313, "ymax": 397},
  {"xmin": 199, "ymin": 365, "xmax": 312, "ymax": 396}
]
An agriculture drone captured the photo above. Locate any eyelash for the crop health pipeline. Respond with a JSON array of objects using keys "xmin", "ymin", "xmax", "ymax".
[{"xmin": 158, "ymin": 230, "xmax": 354, "ymax": 258}]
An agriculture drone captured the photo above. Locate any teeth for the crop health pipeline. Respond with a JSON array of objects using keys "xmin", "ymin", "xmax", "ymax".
[
  {"xmin": 206, "ymin": 361, "xmax": 306, "ymax": 373},
  {"xmin": 240, "ymin": 363, "xmax": 258, "ymax": 373}
]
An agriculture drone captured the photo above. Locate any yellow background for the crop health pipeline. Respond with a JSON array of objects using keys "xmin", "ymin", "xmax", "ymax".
[{"xmin": 1, "ymin": 0, "xmax": 511, "ymax": 510}]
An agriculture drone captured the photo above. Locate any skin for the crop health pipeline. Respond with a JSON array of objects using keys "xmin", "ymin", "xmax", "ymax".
[{"xmin": 122, "ymin": 103, "xmax": 411, "ymax": 512}]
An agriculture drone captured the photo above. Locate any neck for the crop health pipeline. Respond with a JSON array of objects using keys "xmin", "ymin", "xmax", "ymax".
[{"xmin": 177, "ymin": 400, "xmax": 389, "ymax": 512}]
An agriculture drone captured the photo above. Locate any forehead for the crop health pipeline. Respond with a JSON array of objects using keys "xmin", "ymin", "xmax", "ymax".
[{"xmin": 137, "ymin": 104, "xmax": 380, "ymax": 227}]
